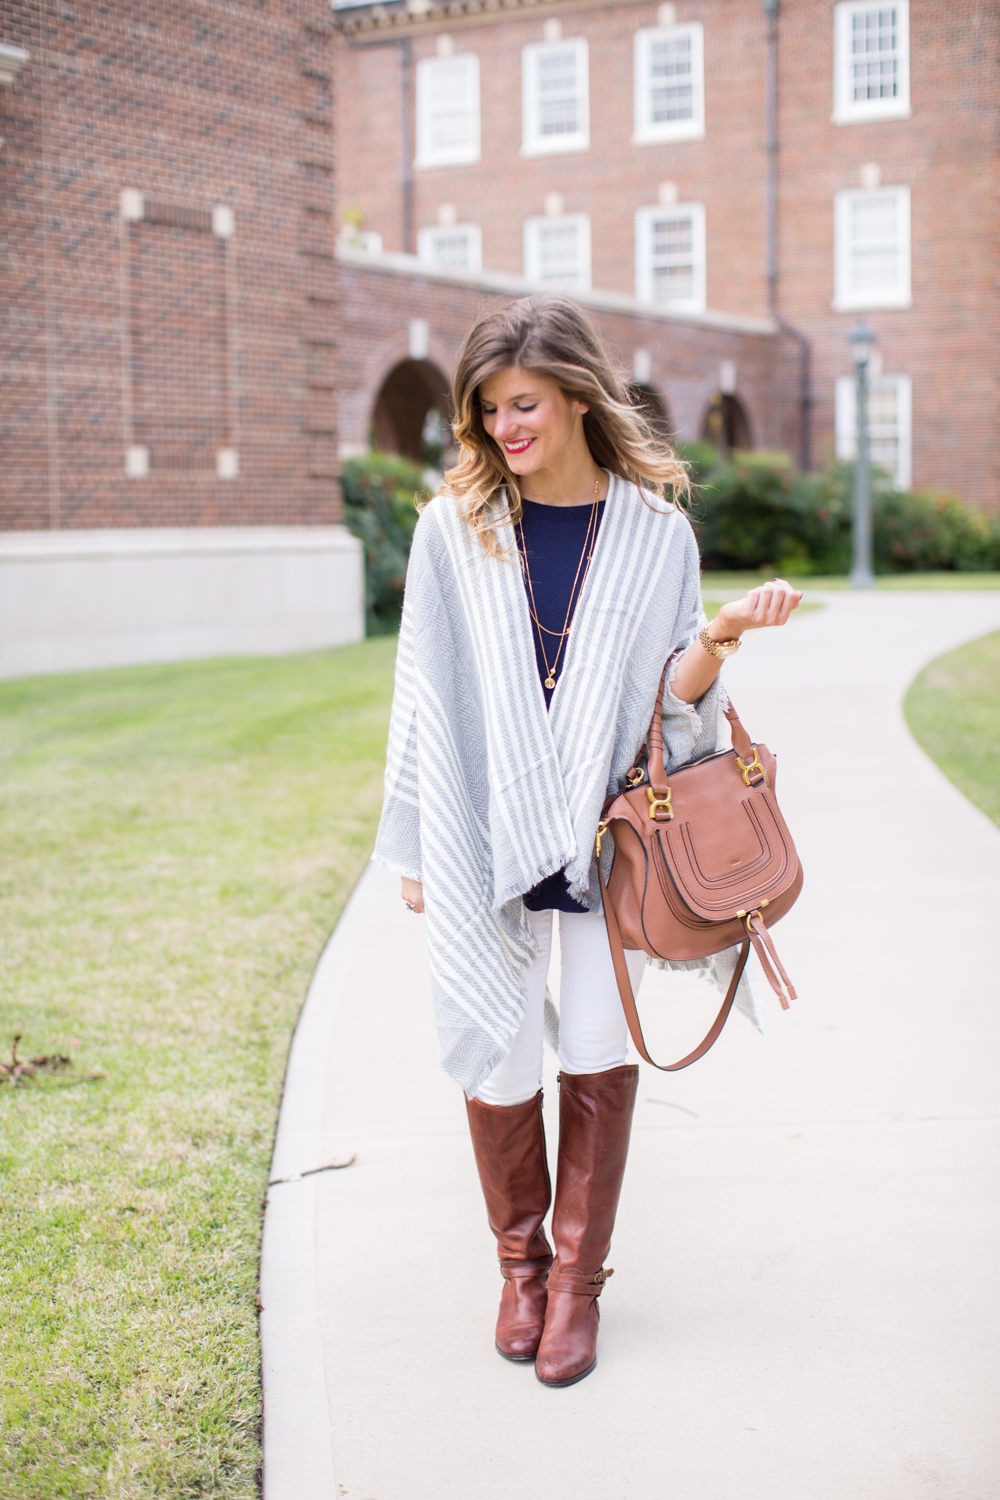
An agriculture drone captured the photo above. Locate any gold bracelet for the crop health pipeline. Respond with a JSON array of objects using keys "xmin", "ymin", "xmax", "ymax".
[{"xmin": 698, "ymin": 626, "xmax": 741, "ymax": 660}]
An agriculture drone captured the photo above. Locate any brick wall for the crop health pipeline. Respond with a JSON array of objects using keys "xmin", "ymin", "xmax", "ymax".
[
  {"xmin": 0, "ymin": 0, "xmax": 341, "ymax": 530},
  {"xmin": 336, "ymin": 0, "xmax": 999, "ymax": 510},
  {"xmin": 336, "ymin": 252, "xmax": 797, "ymax": 461},
  {"xmin": 337, "ymin": 0, "xmax": 771, "ymax": 320},
  {"xmin": 4, "ymin": 0, "xmax": 993, "ymax": 528},
  {"xmin": 776, "ymin": 0, "xmax": 999, "ymax": 509}
]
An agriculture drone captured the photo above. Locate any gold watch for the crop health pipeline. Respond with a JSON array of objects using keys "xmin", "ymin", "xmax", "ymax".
[{"xmin": 699, "ymin": 626, "xmax": 741, "ymax": 660}]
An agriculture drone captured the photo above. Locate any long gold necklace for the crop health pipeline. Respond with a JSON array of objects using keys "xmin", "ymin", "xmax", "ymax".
[{"xmin": 518, "ymin": 472, "xmax": 601, "ymax": 691}]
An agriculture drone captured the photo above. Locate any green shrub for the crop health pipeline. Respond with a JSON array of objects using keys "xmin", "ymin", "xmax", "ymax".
[
  {"xmin": 686, "ymin": 450, "xmax": 846, "ymax": 575},
  {"xmin": 683, "ymin": 446, "xmax": 1000, "ymax": 575},
  {"xmin": 341, "ymin": 452, "xmax": 425, "ymax": 631},
  {"xmin": 874, "ymin": 487, "xmax": 1000, "ymax": 572}
]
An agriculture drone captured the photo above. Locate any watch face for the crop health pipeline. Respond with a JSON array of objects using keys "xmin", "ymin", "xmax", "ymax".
[{"xmin": 715, "ymin": 642, "xmax": 740, "ymax": 658}]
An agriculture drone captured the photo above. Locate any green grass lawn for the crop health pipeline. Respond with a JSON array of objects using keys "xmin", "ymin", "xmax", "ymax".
[
  {"xmin": 0, "ymin": 641, "xmax": 398, "ymax": 1499},
  {"xmin": 700, "ymin": 571, "xmax": 1000, "ymax": 595},
  {"xmin": 905, "ymin": 630, "xmax": 1000, "ymax": 829}
]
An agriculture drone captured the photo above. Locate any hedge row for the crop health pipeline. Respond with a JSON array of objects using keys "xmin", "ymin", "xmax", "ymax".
[
  {"xmin": 680, "ymin": 443, "xmax": 1000, "ymax": 576},
  {"xmin": 342, "ymin": 448, "xmax": 1000, "ymax": 629}
]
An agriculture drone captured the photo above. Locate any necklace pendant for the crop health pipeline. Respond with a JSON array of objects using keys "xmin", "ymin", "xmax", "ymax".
[{"xmin": 544, "ymin": 674, "xmax": 556, "ymax": 690}]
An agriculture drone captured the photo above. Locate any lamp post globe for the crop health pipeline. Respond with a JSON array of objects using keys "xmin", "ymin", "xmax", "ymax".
[{"xmin": 848, "ymin": 318, "xmax": 877, "ymax": 589}]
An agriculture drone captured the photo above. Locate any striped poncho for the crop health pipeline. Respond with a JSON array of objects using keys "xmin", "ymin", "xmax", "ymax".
[{"xmin": 374, "ymin": 473, "xmax": 753, "ymax": 1094}]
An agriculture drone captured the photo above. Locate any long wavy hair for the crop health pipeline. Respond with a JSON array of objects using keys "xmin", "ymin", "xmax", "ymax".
[{"xmin": 442, "ymin": 294, "xmax": 689, "ymax": 558}]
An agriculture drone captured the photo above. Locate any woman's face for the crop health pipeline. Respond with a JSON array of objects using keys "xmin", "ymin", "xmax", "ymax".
[{"xmin": 478, "ymin": 366, "xmax": 589, "ymax": 478}]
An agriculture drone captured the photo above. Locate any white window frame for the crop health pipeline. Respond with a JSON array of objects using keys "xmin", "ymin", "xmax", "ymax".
[
  {"xmin": 633, "ymin": 23, "xmax": 705, "ymax": 145},
  {"xmin": 415, "ymin": 52, "xmax": 481, "ymax": 169},
  {"xmin": 634, "ymin": 202, "xmax": 707, "ymax": 314},
  {"xmin": 833, "ymin": 185, "xmax": 911, "ymax": 310},
  {"xmin": 521, "ymin": 38, "xmax": 590, "ymax": 158},
  {"xmin": 835, "ymin": 373, "xmax": 912, "ymax": 489},
  {"xmin": 416, "ymin": 222, "xmax": 483, "ymax": 272},
  {"xmin": 523, "ymin": 213, "xmax": 592, "ymax": 292},
  {"xmin": 833, "ymin": 1, "xmax": 910, "ymax": 124}
]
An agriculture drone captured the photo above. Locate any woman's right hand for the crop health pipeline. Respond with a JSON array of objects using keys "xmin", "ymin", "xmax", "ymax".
[{"xmin": 401, "ymin": 877, "xmax": 425, "ymax": 914}]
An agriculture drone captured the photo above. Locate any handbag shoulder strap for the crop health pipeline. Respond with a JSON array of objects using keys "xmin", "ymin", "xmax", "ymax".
[{"xmin": 597, "ymin": 853, "xmax": 751, "ymax": 1072}]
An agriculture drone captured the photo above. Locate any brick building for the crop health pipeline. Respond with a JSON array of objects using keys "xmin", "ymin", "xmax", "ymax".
[
  {"xmin": 0, "ymin": 0, "xmax": 793, "ymax": 535},
  {"xmin": 2, "ymin": 0, "xmax": 343, "ymax": 532},
  {"xmin": 335, "ymin": 0, "xmax": 999, "ymax": 509},
  {"xmin": 337, "ymin": 246, "xmax": 798, "ymax": 465},
  {"xmin": 0, "ymin": 0, "xmax": 810, "ymax": 677},
  {"xmin": 2, "ymin": 0, "xmax": 993, "ymax": 672},
  {"xmin": 0, "ymin": 1, "xmax": 365, "ymax": 673}
]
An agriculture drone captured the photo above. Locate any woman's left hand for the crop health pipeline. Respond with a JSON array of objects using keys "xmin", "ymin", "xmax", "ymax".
[{"xmin": 713, "ymin": 577, "xmax": 802, "ymax": 638}]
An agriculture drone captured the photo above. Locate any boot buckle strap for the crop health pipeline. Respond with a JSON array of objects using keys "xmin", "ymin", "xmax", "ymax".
[{"xmin": 546, "ymin": 1266, "xmax": 613, "ymax": 1295}]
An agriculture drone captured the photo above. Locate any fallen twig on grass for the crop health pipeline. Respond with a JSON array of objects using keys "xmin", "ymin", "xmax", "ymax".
[{"xmin": 1, "ymin": 1034, "xmax": 104, "ymax": 1087}]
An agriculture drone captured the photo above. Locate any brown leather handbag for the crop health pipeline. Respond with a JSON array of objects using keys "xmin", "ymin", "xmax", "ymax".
[{"xmin": 596, "ymin": 672, "xmax": 803, "ymax": 1071}]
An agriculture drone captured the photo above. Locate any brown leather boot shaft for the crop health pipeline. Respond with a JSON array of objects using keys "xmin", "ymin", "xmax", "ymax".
[
  {"xmin": 536, "ymin": 1064, "xmax": 638, "ymax": 1387},
  {"xmin": 465, "ymin": 1090, "xmax": 553, "ymax": 1361}
]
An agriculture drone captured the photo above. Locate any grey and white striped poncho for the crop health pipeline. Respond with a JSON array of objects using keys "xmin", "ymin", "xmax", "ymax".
[{"xmin": 374, "ymin": 473, "xmax": 759, "ymax": 1093}]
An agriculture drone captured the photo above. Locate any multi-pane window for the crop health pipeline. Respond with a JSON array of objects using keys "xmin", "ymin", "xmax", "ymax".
[
  {"xmin": 633, "ymin": 23, "xmax": 705, "ymax": 144},
  {"xmin": 521, "ymin": 39, "xmax": 590, "ymax": 156},
  {"xmin": 634, "ymin": 203, "xmax": 707, "ymax": 313},
  {"xmin": 523, "ymin": 214, "xmax": 592, "ymax": 292},
  {"xmin": 417, "ymin": 223, "xmax": 483, "ymax": 272},
  {"xmin": 833, "ymin": 2, "xmax": 910, "ymax": 123},
  {"xmin": 415, "ymin": 54, "xmax": 481, "ymax": 168},
  {"xmin": 835, "ymin": 374, "xmax": 912, "ymax": 489},
  {"xmin": 834, "ymin": 186, "xmax": 911, "ymax": 308}
]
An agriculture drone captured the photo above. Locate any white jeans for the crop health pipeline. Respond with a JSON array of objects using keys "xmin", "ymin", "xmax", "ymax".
[{"xmin": 474, "ymin": 908, "xmax": 647, "ymax": 1108}]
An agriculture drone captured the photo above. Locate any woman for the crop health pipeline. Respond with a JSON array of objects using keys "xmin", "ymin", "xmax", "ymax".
[{"xmin": 374, "ymin": 295, "xmax": 800, "ymax": 1388}]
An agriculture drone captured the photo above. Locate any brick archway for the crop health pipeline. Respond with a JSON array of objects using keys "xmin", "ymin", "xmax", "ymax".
[
  {"xmin": 373, "ymin": 359, "xmax": 451, "ymax": 464},
  {"xmin": 701, "ymin": 391, "xmax": 753, "ymax": 456}
]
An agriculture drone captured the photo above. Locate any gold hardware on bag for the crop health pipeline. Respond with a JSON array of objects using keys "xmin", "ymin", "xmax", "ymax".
[
  {"xmin": 737, "ymin": 897, "xmax": 770, "ymax": 922},
  {"xmin": 595, "ymin": 820, "xmax": 609, "ymax": 857},
  {"xmin": 646, "ymin": 786, "xmax": 673, "ymax": 821},
  {"xmin": 626, "ymin": 766, "xmax": 645, "ymax": 787},
  {"xmin": 736, "ymin": 746, "xmax": 766, "ymax": 787}
]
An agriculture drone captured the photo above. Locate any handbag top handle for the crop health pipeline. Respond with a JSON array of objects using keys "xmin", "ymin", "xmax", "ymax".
[{"xmin": 646, "ymin": 666, "xmax": 756, "ymax": 789}]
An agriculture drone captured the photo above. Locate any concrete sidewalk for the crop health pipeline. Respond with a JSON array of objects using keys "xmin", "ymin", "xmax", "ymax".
[{"xmin": 260, "ymin": 592, "xmax": 1000, "ymax": 1500}]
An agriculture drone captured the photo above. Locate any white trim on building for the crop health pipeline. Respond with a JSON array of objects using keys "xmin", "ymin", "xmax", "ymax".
[
  {"xmin": 833, "ymin": 1, "xmax": 910, "ymax": 124},
  {"xmin": 521, "ymin": 38, "xmax": 590, "ymax": 157},
  {"xmin": 417, "ymin": 222, "xmax": 483, "ymax": 271},
  {"xmin": 0, "ymin": 528, "xmax": 364, "ymax": 680},
  {"xmin": 634, "ymin": 201, "xmax": 707, "ymax": 313},
  {"xmin": 415, "ymin": 52, "xmax": 481, "ymax": 169},
  {"xmin": 833, "ymin": 185, "xmax": 911, "ymax": 309},
  {"xmin": 523, "ymin": 213, "xmax": 592, "ymax": 291},
  {"xmin": 633, "ymin": 22, "xmax": 705, "ymax": 144}
]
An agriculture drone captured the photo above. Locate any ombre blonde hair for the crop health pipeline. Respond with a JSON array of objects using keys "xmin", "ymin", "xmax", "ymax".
[{"xmin": 443, "ymin": 294, "xmax": 689, "ymax": 557}]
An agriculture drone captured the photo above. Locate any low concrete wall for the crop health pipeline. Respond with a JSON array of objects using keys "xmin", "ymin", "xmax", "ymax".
[{"xmin": 0, "ymin": 526, "xmax": 364, "ymax": 679}]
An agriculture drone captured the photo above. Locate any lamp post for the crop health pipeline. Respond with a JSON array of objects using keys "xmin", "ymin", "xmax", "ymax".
[{"xmin": 848, "ymin": 318, "xmax": 877, "ymax": 589}]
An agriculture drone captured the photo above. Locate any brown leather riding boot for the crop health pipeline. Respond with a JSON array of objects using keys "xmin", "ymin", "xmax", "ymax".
[
  {"xmin": 465, "ymin": 1090, "xmax": 553, "ymax": 1361},
  {"xmin": 535, "ymin": 1064, "xmax": 639, "ymax": 1388}
]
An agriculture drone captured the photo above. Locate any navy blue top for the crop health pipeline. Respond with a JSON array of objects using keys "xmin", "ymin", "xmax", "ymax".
[{"xmin": 515, "ymin": 495, "xmax": 606, "ymax": 914}]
